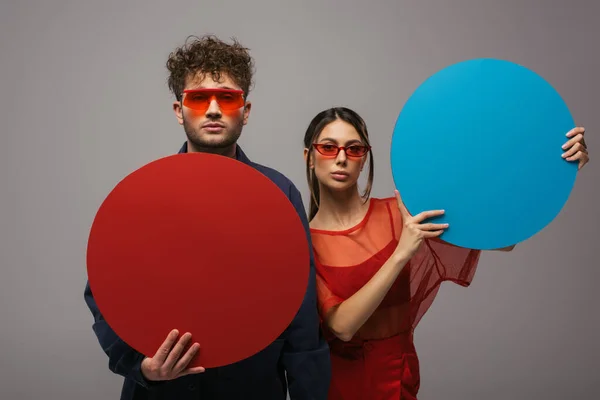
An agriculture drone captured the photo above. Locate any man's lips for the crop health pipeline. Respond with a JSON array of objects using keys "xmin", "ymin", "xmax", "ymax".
[{"xmin": 202, "ymin": 123, "xmax": 225, "ymax": 132}]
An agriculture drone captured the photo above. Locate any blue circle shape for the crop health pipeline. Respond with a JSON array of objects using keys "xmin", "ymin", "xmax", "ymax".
[{"xmin": 390, "ymin": 58, "xmax": 577, "ymax": 250}]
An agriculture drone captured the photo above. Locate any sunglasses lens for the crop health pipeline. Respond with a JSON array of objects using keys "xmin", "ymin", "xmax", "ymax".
[
  {"xmin": 182, "ymin": 93, "xmax": 208, "ymax": 111},
  {"xmin": 215, "ymin": 92, "xmax": 245, "ymax": 110},
  {"xmin": 346, "ymin": 146, "xmax": 367, "ymax": 157},
  {"xmin": 316, "ymin": 144, "xmax": 338, "ymax": 156},
  {"xmin": 314, "ymin": 144, "xmax": 368, "ymax": 157},
  {"xmin": 183, "ymin": 91, "xmax": 244, "ymax": 111}
]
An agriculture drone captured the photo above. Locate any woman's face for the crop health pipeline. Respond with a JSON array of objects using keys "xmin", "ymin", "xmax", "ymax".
[{"xmin": 306, "ymin": 119, "xmax": 369, "ymax": 192}]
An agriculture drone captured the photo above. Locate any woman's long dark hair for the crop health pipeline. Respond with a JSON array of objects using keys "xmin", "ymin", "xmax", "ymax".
[{"xmin": 303, "ymin": 107, "xmax": 374, "ymax": 221}]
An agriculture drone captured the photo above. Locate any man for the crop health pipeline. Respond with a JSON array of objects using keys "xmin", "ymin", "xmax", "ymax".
[{"xmin": 84, "ymin": 35, "xmax": 331, "ymax": 400}]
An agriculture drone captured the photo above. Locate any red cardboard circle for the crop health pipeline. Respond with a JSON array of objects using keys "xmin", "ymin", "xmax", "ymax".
[{"xmin": 86, "ymin": 153, "xmax": 310, "ymax": 368}]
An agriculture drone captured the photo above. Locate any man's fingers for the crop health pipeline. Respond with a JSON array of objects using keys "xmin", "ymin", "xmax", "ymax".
[
  {"xmin": 173, "ymin": 342, "xmax": 201, "ymax": 374},
  {"xmin": 163, "ymin": 332, "xmax": 192, "ymax": 370},
  {"xmin": 178, "ymin": 365, "xmax": 207, "ymax": 378},
  {"xmin": 153, "ymin": 329, "xmax": 180, "ymax": 363}
]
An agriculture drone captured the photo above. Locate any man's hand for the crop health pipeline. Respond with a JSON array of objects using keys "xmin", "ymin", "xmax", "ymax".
[{"xmin": 141, "ymin": 329, "xmax": 205, "ymax": 381}]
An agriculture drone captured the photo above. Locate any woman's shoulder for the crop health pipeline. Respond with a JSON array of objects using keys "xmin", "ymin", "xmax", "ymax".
[
  {"xmin": 370, "ymin": 196, "xmax": 402, "ymax": 223},
  {"xmin": 371, "ymin": 196, "xmax": 397, "ymax": 207},
  {"xmin": 372, "ymin": 196, "xmax": 396, "ymax": 202}
]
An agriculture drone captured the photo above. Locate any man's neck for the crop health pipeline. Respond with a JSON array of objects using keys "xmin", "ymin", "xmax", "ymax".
[{"xmin": 187, "ymin": 140, "xmax": 237, "ymax": 158}]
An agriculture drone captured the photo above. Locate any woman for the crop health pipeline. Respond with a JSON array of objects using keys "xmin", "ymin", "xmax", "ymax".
[{"xmin": 302, "ymin": 107, "xmax": 589, "ymax": 400}]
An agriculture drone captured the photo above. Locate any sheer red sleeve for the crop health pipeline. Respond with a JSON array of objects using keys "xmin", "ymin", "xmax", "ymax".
[
  {"xmin": 315, "ymin": 268, "xmax": 344, "ymax": 319},
  {"xmin": 309, "ymin": 197, "xmax": 483, "ymax": 339},
  {"xmin": 389, "ymin": 200, "xmax": 482, "ymax": 328}
]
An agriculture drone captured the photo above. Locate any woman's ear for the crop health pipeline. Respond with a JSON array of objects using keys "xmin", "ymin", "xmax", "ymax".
[{"xmin": 303, "ymin": 148, "xmax": 314, "ymax": 169}]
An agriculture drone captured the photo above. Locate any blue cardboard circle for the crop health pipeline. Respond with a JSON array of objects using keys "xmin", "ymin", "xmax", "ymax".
[{"xmin": 390, "ymin": 58, "xmax": 577, "ymax": 250}]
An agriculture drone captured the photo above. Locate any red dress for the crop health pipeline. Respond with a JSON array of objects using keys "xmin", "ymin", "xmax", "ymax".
[{"xmin": 310, "ymin": 197, "xmax": 482, "ymax": 400}]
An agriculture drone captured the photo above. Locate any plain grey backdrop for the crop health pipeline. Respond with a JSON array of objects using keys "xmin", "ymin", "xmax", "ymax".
[{"xmin": 1, "ymin": 0, "xmax": 598, "ymax": 399}]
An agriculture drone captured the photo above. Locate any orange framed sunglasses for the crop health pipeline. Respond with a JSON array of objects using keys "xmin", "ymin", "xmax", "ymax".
[
  {"xmin": 312, "ymin": 143, "xmax": 371, "ymax": 158},
  {"xmin": 182, "ymin": 88, "xmax": 245, "ymax": 113}
]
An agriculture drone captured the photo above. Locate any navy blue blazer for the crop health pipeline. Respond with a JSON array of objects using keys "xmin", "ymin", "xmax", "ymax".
[{"xmin": 84, "ymin": 143, "xmax": 331, "ymax": 399}]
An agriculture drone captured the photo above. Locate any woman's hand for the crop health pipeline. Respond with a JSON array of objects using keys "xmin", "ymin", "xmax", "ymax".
[
  {"xmin": 393, "ymin": 190, "xmax": 449, "ymax": 260},
  {"xmin": 562, "ymin": 127, "xmax": 589, "ymax": 170}
]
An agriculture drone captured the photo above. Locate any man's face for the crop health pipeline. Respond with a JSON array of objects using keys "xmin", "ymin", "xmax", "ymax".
[{"xmin": 173, "ymin": 72, "xmax": 251, "ymax": 156}]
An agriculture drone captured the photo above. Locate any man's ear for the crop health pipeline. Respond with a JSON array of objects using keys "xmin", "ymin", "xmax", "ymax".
[
  {"xmin": 173, "ymin": 101, "xmax": 184, "ymax": 125},
  {"xmin": 242, "ymin": 101, "xmax": 252, "ymax": 125}
]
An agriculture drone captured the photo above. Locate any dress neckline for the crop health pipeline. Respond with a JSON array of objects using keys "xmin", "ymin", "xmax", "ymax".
[{"xmin": 310, "ymin": 198, "xmax": 376, "ymax": 236}]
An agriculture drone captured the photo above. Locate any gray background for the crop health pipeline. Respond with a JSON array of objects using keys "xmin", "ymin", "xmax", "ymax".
[{"xmin": 1, "ymin": 0, "xmax": 598, "ymax": 399}]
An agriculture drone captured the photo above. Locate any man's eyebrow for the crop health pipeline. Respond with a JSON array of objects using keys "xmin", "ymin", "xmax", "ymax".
[{"xmin": 186, "ymin": 86, "xmax": 239, "ymax": 90}]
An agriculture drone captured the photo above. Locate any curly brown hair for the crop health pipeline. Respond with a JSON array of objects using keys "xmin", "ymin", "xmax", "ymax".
[{"xmin": 166, "ymin": 35, "xmax": 255, "ymax": 102}]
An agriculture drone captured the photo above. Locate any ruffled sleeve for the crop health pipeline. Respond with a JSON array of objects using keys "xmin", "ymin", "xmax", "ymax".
[{"xmin": 388, "ymin": 198, "xmax": 482, "ymax": 328}]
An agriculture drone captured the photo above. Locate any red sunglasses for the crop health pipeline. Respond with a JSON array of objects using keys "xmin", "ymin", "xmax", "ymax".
[
  {"xmin": 312, "ymin": 143, "xmax": 371, "ymax": 158},
  {"xmin": 182, "ymin": 88, "xmax": 245, "ymax": 112}
]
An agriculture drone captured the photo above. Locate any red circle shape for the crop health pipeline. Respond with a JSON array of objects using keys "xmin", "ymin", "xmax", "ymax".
[{"xmin": 86, "ymin": 153, "xmax": 310, "ymax": 368}]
